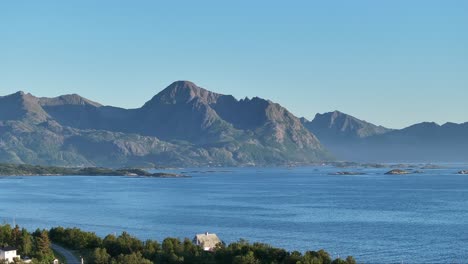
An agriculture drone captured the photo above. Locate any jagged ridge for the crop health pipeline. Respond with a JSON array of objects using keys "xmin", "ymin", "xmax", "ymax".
[{"xmin": 0, "ymin": 81, "xmax": 331, "ymax": 167}]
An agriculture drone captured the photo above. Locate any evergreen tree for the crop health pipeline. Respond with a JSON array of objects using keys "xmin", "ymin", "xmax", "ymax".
[
  {"xmin": 19, "ymin": 228, "xmax": 33, "ymax": 256},
  {"xmin": 112, "ymin": 252, "xmax": 152, "ymax": 264},
  {"xmin": 33, "ymin": 229, "xmax": 53, "ymax": 262},
  {"xmin": 0, "ymin": 224, "xmax": 12, "ymax": 246},
  {"xmin": 90, "ymin": 248, "xmax": 111, "ymax": 264}
]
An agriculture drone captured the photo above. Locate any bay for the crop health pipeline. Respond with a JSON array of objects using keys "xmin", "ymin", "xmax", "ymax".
[{"xmin": 1, "ymin": 166, "xmax": 468, "ymax": 263}]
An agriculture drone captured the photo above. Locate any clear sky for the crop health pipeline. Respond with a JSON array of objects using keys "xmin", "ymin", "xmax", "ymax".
[{"xmin": 1, "ymin": 1, "xmax": 467, "ymax": 129}]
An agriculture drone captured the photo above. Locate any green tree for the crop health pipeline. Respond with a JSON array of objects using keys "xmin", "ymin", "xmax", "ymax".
[
  {"xmin": 287, "ymin": 251, "xmax": 303, "ymax": 264},
  {"xmin": 19, "ymin": 228, "xmax": 33, "ymax": 256},
  {"xmin": 0, "ymin": 224, "xmax": 12, "ymax": 246},
  {"xmin": 11, "ymin": 225, "xmax": 21, "ymax": 247},
  {"xmin": 302, "ymin": 251, "xmax": 323, "ymax": 264},
  {"xmin": 89, "ymin": 248, "xmax": 111, "ymax": 264},
  {"xmin": 345, "ymin": 256, "xmax": 356, "ymax": 264},
  {"xmin": 112, "ymin": 252, "xmax": 152, "ymax": 264},
  {"xmin": 233, "ymin": 251, "xmax": 260, "ymax": 264},
  {"xmin": 161, "ymin": 237, "xmax": 184, "ymax": 264},
  {"xmin": 317, "ymin": 249, "xmax": 332, "ymax": 264},
  {"xmin": 330, "ymin": 255, "xmax": 356, "ymax": 264},
  {"xmin": 103, "ymin": 234, "xmax": 119, "ymax": 257},
  {"xmin": 142, "ymin": 239, "xmax": 160, "ymax": 261},
  {"xmin": 32, "ymin": 229, "xmax": 53, "ymax": 262},
  {"xmin": 115, "ymin": 232, "xmax": 143, "ymax": 255}
]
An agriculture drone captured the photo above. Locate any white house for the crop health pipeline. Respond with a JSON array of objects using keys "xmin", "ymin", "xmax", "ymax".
[
  {"xmin": 193, "ymin": 232, "xmax": 222, "ymax": 251},
  {"xmin": 0, "ymin": 246, "xmax": 20, "ymax": 263}
]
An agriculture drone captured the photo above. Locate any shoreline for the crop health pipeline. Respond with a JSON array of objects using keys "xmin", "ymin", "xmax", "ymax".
[{"xmin": 0, "ymin": 163, "xmax": 189, "ymax": 178}]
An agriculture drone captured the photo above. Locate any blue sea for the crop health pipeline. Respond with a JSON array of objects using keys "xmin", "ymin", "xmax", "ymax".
[{"xmin": 1, "ymin": 166, "xmax": 468, "ymax": 263}]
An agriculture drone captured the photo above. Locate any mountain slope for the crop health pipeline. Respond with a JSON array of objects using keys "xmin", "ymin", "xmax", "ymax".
[{"xmin": 0, "ymin": 81, "xmax": 331, "ymax": 167}]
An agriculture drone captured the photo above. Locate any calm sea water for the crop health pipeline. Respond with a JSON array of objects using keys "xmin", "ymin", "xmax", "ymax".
[{"xmin": 1, "ymin": 166, "xmax": 468, "ymax": 263}]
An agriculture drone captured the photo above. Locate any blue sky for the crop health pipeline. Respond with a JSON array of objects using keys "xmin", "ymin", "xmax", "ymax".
[{"xmin": 1, "ymin": 1, "xmax": 467, "ymax": 128}]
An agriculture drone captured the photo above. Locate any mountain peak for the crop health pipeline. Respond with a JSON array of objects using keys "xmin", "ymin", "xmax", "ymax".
[
  {"xmin": 145, "ymin": 81, "xmax": 222, "ymax": 106},
  {"xmin": 6, "ymin": 91, "xmax": 33, "ymax": 99},
  {"xmin": 312, "ymin": 110, "xmax": 349, "ymax": 126},
  {"xmin": 39, "ymin": 94, "xmax": 102, "ymax": 107},
  {"xmin": 403, "ymin": 121, "xmax": 440, "ymax": 131},
  {"xmin": 169, "ymin": 80, "xmax": 199, "ymax": 89},
  {"xmin": 0, "ymin": 91, "xmax": 49, "ymax": 122},
  {"xmin": 307, "ymin": 110, "xmax": 391, "ymax": 139}
]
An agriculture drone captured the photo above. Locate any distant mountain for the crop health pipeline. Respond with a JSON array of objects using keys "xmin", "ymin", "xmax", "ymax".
[
  {"xmin": 0, "ymin": 81, "xmax": 331, "ymax": 167},
  {"xmin": 301, "ymin": 111, "xmax": 391, "ymax": 160},
  {"xmin": 360, "ymin": 121, "xmax": 468, "ymax": 162},
  {"xmin": 303, "ymin": 111, "xmax": 468, "ymax": 162},
  {"xmin": 303, "ymin": 110, "xmax": 391, "ymax": 140}
]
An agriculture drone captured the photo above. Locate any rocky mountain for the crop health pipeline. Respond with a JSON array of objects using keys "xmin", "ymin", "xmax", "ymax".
[
  {"xmin": 0, "ymin": 81, "xmax": 331, "ymax": 167},
  {"xmin": 303, "ymin": 111, "xmax": 468, "ymax": 162},
  {"xmin": 301, "ymin": 111, "xmax": 392, "ymax": 160},
  {"xmin": 303, "ymin": 111, "xmax": 391, "ymax": 140}
]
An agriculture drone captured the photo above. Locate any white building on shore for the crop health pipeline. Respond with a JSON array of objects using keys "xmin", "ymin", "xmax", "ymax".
[{"xmin": 193, "ymin": 232, "xmax": 222, "ymax": 251}]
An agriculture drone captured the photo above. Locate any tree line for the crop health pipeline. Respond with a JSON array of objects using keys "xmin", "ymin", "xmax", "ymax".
[
  {"xmin": 48, "ymin": 227, "xmax": 357, "ymax": 264},
  {"xmin": 0, "ymin": 224, "xmax": 54, "ymax": 264},
  {"xmin": 1, "ymin": 224, "xmax": 357, "ymax": 264}
]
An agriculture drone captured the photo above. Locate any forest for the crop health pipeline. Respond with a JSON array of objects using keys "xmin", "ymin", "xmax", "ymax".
[{"xmin": 0, "ymin": 224, "xmax": 357, "ymax": 264}]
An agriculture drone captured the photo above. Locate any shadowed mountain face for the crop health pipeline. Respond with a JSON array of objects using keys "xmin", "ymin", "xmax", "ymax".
[
  {"xmin": 303, "ymin": 111, "xmax": 468, "ymax": 162},
  {"xmin": 0, "ymin": 81, "xmax": 330, "ymax": 167},
  {"xmin": 0, "ymin": 92, "xmax": 50, "ymax": 122},
  {"xmin": 301, "ymin": 111, "xmax": 392, "ymax": 161},
  {"xmin": 360, "ymin": 122, "xmax": 468, "ymax": 162},
  {"xmin": 303, "ymin": 111, "xmax": 391, "ymax": 140},
  {"xmin": 136, "ymin": 81, "xmax": 228, "ymax": 142}
]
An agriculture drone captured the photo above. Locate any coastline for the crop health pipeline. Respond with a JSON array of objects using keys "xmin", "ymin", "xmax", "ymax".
[{"xmin": 0, "ymin": 163, "xmax": 189, "ymax": 178}]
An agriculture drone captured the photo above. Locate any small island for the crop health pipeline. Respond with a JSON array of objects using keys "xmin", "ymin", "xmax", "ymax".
[
  {"xmin": 384, "ymin": 169, "xmax": 412, "ymax": 175},
  {"xmin": 328, "ymin": 171, "xmax": 366, "ymax": 175},
  {"xmin": 0, "ymin": 163, "xmax": 188, "ymax": 178}
]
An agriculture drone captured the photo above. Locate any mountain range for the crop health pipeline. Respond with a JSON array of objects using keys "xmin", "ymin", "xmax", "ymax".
[
  {"xmin": 0, "ymin": 81, "xmax": 329, "ymax": 167},
  {"xmin": 302, "ymin": 111, "xmax": 468, "ymax": 162},
  {"xmin": 0, "ymin": 81, "xmax": 466, "ymax": 167}
]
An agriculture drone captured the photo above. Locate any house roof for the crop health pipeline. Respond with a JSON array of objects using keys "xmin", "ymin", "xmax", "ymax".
[
  {"xmin": 194, "ymin": 233, "xmax": 221, "ymax": 249},
  {"xmin": 0, "ymin": 246, "xmax": 17, "ymax": 251}
]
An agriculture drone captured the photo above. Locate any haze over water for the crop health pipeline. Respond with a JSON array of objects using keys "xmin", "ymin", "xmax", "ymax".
[{"xmin": 1, "ymin": 166, "xmax": 468, "ymax": 263}]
